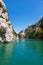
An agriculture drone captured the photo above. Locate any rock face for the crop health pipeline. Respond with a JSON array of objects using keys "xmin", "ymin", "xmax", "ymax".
[
  {"xmin": 18, "ymin": 30, "xmax": 25, "ymax": 38},
  {"xmin": 18, "ymin": 17, "xmax": 43, "ymax": 39},
  {"xmin": 0, "ymin": 0, "xmax": 17, "ymax": 42}
]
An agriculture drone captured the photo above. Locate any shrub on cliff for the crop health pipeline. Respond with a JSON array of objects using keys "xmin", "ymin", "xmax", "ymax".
[
  {"xmin": 0, "ymin": 27, "xmax": 6, "ymax": 35},
  {"xmin": 34, "ymin": 28, "xmax": 43, "ymax": 39}
]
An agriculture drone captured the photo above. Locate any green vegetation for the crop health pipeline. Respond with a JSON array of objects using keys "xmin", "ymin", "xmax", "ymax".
[
  {"xmin": 0, "ymin": 27, "xmax": 6, "ymax": 35},
  {"xmin": 25, "ymin": 27, "xmax": 32, "ymax": 38},
  {"xmin": 0, "ymin": 27, "xmax": 6, "ymax": 38},
  {"xmin": 34, "ymin": 28, "xmax": 43, "ymax": 39},
  {"xmin": 0, "ymin": 2, "xmax": 3, "ymax": 8},
  {"xmin": 13, "ymin": 30, "xmax": 18, "ymax": 37},
  {"xmin": 18, "ymin": 17, "xmax": 43, "ymax": 39}
]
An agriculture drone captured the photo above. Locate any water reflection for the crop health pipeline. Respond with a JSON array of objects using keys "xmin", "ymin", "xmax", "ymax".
[{"xmin": 0, "ymin": 42, "xmax": 17, "ymax": 65}]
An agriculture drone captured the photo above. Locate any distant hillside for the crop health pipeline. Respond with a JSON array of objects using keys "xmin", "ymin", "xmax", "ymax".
[
  {"xmin": 18, "ymin": 17, "xmax": 43, "ymax": 39},
  {"xmin": 18, "ymin": 30, "xmax": 25, "ymax": 38}
]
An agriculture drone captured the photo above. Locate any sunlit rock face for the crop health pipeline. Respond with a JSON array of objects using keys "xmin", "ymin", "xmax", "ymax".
[
  {"xmin": 18, "ymin": 30, "xmax": 25, "ymax": 38},
  {"xmin": 0, "ymin": 0, "xmax": 17, "ymax": 42}
]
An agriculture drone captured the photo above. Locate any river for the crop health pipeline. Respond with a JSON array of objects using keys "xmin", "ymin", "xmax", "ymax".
[{"xmin": 0, "ymin": 39, "xmax": 43, "ymax": 65}]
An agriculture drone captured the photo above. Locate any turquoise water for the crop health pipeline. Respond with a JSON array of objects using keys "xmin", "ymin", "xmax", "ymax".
[{"xmin": 0, "ymin": 39, "xmax": 43, "ymax": 65}]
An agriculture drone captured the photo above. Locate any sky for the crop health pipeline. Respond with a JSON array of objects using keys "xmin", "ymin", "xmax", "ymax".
[{"xmin": 3, "ymin": 0, "xmax": 43, "ymax": 33}]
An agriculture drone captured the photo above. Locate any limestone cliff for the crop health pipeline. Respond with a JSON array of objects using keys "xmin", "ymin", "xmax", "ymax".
[
  {"xmin": 18, "ymin": 30, "xmax": 25, "ymax": 38},
  {"xmin": 0, "ymin": 0, "xmax": 17, "ymax": 42}
]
